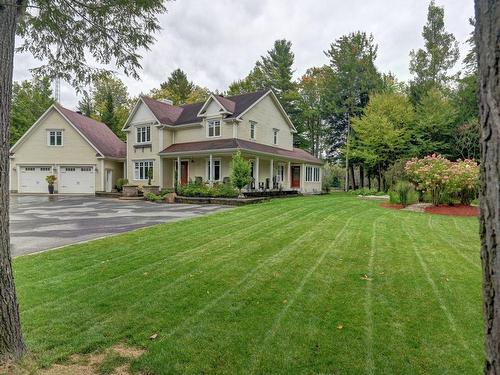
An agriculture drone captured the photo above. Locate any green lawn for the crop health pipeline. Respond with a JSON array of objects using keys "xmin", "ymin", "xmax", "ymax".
[{"xmin": 13, "ymin": 194, "xmax": 483, "ymax": 374}]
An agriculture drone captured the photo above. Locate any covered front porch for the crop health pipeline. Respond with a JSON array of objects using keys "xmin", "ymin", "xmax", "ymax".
[{"xmin": 159, "ymin": 152, "xmax": 307, "ymax": 193}]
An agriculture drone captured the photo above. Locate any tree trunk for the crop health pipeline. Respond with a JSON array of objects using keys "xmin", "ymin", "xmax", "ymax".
[
  {"xmin": 359, "ymin": 165, "xmax": 364, "ymax": 188},
  {"xmin": 476, "ymin": 2, "xmax": 500, "ymax": 373},
  {"xmin": 377, "ymin": 165, "xmax": 382, "ymax": 192},
  {"xmin": 367, "ymin": 173, "xmax": 371, "ymax": 190},
  {"xmin": 349, "ymin": 164, "xmax": 356, "ymax": 189},
  {"xmin": 0, "ymin": 1, "xmax": 26, "ymax": 362}
]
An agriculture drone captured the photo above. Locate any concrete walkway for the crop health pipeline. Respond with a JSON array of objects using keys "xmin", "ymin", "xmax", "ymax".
[{"xmin": 10, "ymin": 195, "xmax": 229, "ymax": 256}]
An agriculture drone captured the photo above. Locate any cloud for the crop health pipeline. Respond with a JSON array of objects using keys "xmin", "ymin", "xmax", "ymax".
[{"xmin": 12, "ymin": 0, "xmax": 473, "ymax": 109}]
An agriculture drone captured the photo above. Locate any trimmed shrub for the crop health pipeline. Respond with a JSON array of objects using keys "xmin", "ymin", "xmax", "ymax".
[
  {"xmin": 177, "ymin": 181, "xmax": 238, "ymax": 198},
  {"xmin": 144, "ymin": 192, "xmax": 163, "ymax": 202}
]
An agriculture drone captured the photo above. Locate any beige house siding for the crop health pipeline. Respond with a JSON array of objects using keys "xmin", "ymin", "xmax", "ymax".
[
  {"xmin": 125, "ymin": 102, "xmax": 162, "ymax": 186},
  {"xmin": 9, "ymin": 110, "xmax": 104, "ymax": 192},
  {"xmin": 237, "ymin": 95, "xmax": 294, "ymax": 150}
]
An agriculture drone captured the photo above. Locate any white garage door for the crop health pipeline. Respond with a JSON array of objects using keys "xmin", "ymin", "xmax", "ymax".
[
  {"xmin": 59, "ymin": 166, "xmax": 95, "ymax": 194},
  {"xmin": 19, "ymin": 166, "xmax": 52, "ymax": 193}
]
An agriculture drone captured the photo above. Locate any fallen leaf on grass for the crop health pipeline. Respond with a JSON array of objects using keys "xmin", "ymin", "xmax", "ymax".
[
  {"xmin": 361, "ymin": 274, "xmax": 372, "ymax": 281},
  {"xmin": 337, "ymin": 324, "xmax": 344, "ymax": 330},
  {"xmin": 149, "ymin": 333, "xmax": 158, "ymax": 340},
  {"xmin": 283, "ymin": 299, "xmax": 288, "ymax": 304}
]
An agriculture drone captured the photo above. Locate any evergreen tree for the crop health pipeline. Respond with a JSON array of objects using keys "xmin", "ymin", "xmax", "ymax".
[
  {"xmin": 10, "ymin": 77, "xmax": 54, "ymax": 146},
  {"xmin": 150, "ymin": 69, "xmax": 209, "ymax": 105},
  {"xmin": 408, "ymin": 0, "xmax": 459, "ymax": 103},
  {"xmin": 77, "ymin": 73, "xmax": 130, "ymax": 139}
]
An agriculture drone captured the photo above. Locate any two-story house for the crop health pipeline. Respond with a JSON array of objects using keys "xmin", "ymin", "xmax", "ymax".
[{"xmin": 123, "ymin": 89, "xmax": 323, "ymax": 193}]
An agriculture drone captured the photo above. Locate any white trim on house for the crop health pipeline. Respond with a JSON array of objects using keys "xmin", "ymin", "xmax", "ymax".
[
  {"xmin": 236, "ymin": 90, "xmax": 297, "ymax": 133},
  {"xmin": 206, "ymin": 118, "xmax": 222, "ymax": 138},
  {"xmin": 10, "ymin": 105, "xmax": 104, "ymax": 157},
  {"xmin": 47, "ymin": 129, "xmax": 64, "ymax": 147},
  {"xmin": 122, "ymin": 97, "xmax": 161, "ymax": 130},
  {"xmin": 206, "ymin": 157, "xmax": 221, "ymax": 182},
  {"xmin": 197, "ymin": 94, "xmax": 233, "ymax": 117}
]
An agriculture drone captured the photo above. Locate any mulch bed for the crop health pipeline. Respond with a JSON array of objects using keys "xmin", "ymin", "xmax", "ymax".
[
  {"xmin": 424, "ymin": 205, "xmax": 479, "ymax": 217},
  {"xmin": 380, "ymin": 203, "xmax": 404, "ymax": 210}
]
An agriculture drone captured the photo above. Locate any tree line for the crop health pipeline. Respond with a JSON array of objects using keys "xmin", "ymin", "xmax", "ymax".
[{"xmin": 10, "ymin": 1, "xmax": 477, "ymax": 193}]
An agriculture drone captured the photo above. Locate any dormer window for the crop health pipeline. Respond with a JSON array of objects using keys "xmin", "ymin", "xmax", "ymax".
[
  {"xmin": 250, "ymin": 121, "xmax": 257, "ymax": 140},
  {"xmin": 207, "ymin": 119, "xmax": 221, "ymax": 137},
  {"xmin": 273, "ymin": 129, "xmax": 279, "ymax": 145},
  {"xmin": 48, "ymin": 130, "xmax": 63, "ymax": 146},
  {"xmin": 136, "ymin": 126, "xmax": 151, "ymax": 144}
]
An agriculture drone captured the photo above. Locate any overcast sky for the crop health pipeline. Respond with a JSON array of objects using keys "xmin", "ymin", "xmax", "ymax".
[{"xmin": 13, "ymin": 0, "xmax": 473, "ymax": 109}]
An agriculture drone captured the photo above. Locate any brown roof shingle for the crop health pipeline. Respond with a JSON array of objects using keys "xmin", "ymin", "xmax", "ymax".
[
  {"xmin": 56, "ymin": 104, "xmax": 126, "ymax": 159},
  {"xmin": 159, "ymin": 138, "xmax": 323, "ymax": 164},
  {"xmin": 140, "ymin": 90, "xmax": 269, "ymax": 126}
]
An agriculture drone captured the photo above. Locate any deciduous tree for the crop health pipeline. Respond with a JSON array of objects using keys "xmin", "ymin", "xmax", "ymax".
[
  {"xmin": 0, "ymin": 0, "xmax": 167, "ymax": 361},
  {"xmin": 10, "ymin": 76, "xmax": 54, "ymax": 145}
]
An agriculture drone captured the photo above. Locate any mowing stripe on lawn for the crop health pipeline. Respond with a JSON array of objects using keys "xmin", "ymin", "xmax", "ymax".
[
  {"xmin": 17, "ymin": 201, "xmax": 286, "ymax": 283},
  {"xmin": 21, "ymin": 201, "xmax": 328, "ymax": 316},
  {"xmin": 248, "ymin": 211, "xmax": 365, "ymax": 374},
  {"xmin": 427, "ymin": 216, "xmax": 479, "ymax": 269},
  {"xmin": 81, "ymin": 201, "xmax": 346, "ymax": 332},
  {"xmin": 363, "ymin": 215, "xmax": 383, "ymax": 375},
  {"xmin": 401, "ymin": 216, "xmax": 480, "ymax": 367},
  {"xmin": 157, "ymin": 204, "xmax": 360, "ymax": 344}
]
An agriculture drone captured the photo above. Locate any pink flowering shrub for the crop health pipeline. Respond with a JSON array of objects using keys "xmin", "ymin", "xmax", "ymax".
[
  {"xmin": 446, "ymin": 159, "xmax": 480, "ymax": 205},
  {"xmin": 404, "ymin": 154, "xmax": 479, "ymax": 205}
]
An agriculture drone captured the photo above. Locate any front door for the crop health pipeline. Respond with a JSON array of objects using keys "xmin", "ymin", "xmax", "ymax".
[
  {"xmin": 181, "ymin": 161, "xmax": 189, "ymax": 185},
  {"xmin": 105, "ymin": 170, "xmax": 113, "ymax": 192},
  {"xmin": 291, "ymin": 166, "xmax": 301, "ymax": 188}
]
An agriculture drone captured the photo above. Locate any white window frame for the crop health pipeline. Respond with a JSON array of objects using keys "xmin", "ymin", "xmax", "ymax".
[
  {"xmin": 134, "ymin": 160, "xmax": 154, "ymax": 180},
  {"xmin": 47, "ymin": 129, "xmax": 63, "ymax": 147},
  {"xmin": 206, "ymin": 158, "xmax": 221, "ymax": 181},
  {"xmin": 305, "ymin": 166, "xmax": 320, "ymax": 182},
  {"xmin": 250, "ymin": 121, "xmax": 257, "ymax": 140},
  {"xmin": 273, "ymin": 129, "xmax": 279, "ymax": 145},
  {"xmin": 136, "ymin": 125, "xmax": 151, "ymax": 144},
  {"xmin": 207, "ymin": 119, "xmax": 221, "ymax": 138}
]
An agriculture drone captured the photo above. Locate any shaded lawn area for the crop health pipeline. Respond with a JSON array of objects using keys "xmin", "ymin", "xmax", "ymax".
[{"xmin": 13, "ymin": 194, "xmax": 483, "ymax": 374}]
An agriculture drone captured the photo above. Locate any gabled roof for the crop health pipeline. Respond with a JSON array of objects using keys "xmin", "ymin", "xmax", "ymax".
[
  {"xmin": 11, "ymin": 104, "xmax": 126, "ymax": 159},
  {"xmin": 159, "ymin": 138, "xmax": 323, "ymax": 165},
  {"xmin": 132, "ymin": 89, "xmax": 271, "ymax": 127},
  {"xmin": 55, "ymin": 104, "xmax": 126, "ymax": 159}
]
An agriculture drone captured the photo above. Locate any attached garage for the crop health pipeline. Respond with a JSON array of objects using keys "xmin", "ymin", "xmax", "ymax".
[
  {"xmin": 18, "ymin": 166, "xmax": 52, "ymax": 193},
  {"xmin": 58, "ymin": 166, "xmax": 95, "ymax": 194},
  {"xmin": 9, "ymin": 104, "xmax": 126, "ymax": 194}
]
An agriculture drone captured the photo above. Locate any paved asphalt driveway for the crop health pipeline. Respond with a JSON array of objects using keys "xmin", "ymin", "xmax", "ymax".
[{"xmin": 10, "ymin": 195, "xmax": 229, "ymax": 256}]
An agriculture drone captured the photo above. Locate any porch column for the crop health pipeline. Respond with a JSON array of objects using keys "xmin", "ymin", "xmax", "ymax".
[
  {"xmin": 209, "ymin": 154, "xmax": 213, "ymax": 186},
  {"xmin": 287, "ymin": 161, "xmax": 291, "ymax": 189},
  {"xmin": 270, "ymin": 159, "xmax": 274, "ymax": 189},
  {"xmin": 159, "ymin": 158, "xmax": 163, "ymax": 189},
  {"xmin": 301, "ymin": 163, "xmax": 306, "ymax": 192},
  {"xmin": 177, "ymin": 156, "xmax": 181, "ymax": 185},
  {"xmin": 255, "ymin": 156, "xmax": 260, "ymax": 189}
]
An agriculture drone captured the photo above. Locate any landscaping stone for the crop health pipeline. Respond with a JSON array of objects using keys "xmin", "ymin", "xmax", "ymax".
[
  {"xmin": 164, "ymin": 192, "xmax": 177, "ymax": 203},
  {"xmin": 122, "ymin": 185, "xmax": 139, "ymax": 197},
  {"xmin": 142, "ymin": 185, "xmax": 160, "ymax": 195}
]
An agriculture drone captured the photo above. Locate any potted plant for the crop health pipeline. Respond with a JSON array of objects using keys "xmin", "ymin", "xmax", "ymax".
[
  {"xmin": 142, "ymin": 167, "xmax": 160, "ymax": 195},
  {"xmin": 46, "ymin": 175, "xmax": 57, "ymax": 194}
]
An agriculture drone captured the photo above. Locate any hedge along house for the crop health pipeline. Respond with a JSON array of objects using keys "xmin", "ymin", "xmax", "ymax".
[
  {"xmin": 122, "ymin": 89, "xmax": 323, "ymax": 193},
  {"xmin": 9, "ymin": 104, "xmax": 126, "ymax": 194}
]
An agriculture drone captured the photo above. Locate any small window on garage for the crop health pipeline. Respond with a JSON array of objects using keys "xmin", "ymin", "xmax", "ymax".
[
  {"xmin": 80, "ymin": 167, "xmax": 93, "ymax": 172},
  {"xmin": 48, "ymin": 130, "xmax": 63, "ymax": 146}
]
